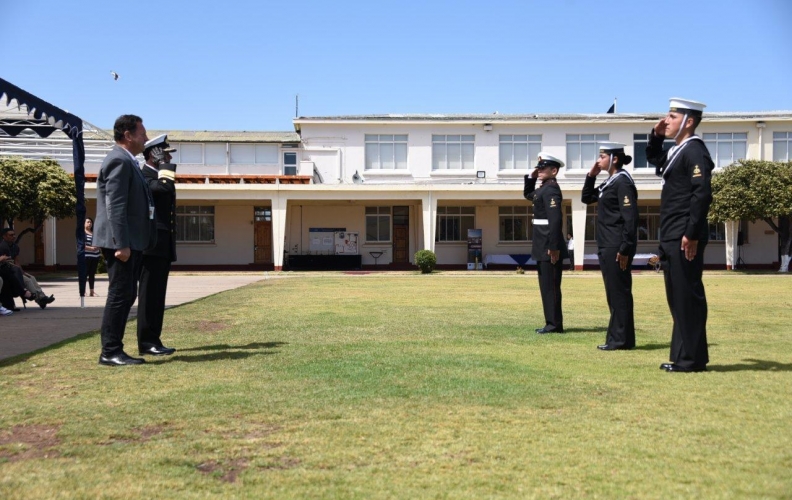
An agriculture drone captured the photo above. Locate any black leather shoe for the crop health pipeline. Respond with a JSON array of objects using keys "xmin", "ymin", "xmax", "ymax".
[
  {"xmin": 598, "ymin": 344, "xmax": 615, "ymax": 350},
  {"xmin": 659, "ymin": 363, "xmax": 673, "ymax": 370},
  {"xmin": 139, "ymin": 344, "xmax": 176, "ymax": 356},
  {"xmin": 99, "ymin": 352, "xmax": 146, "ymax": 366},
  {"xmin": 535, "ymin": 328, "xmax": 564, "ymax": 334},
  {"xmin": 664, "ymin": 364, "xmax": 706, "ymax": 373}
]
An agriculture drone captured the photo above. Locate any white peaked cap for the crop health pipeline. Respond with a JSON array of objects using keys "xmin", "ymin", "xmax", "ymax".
[
  {"xmin": 536, "ymin": 151, "xmax": 565, "ymax": 169},
  {"xmin": 598, "ymin": 142, "xmax": 626, "ymax": 152},
  {"xmin": 669, "ymin": 98, "xmax": 706, "ymax": 114}
]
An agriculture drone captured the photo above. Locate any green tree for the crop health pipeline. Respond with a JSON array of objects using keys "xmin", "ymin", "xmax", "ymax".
[
  {"xmin": 0, "ymin": 157, "xmax": 76, "ymax": 242},
  {"xmin": 709, "ymin": 159, "xmax": 792, "ymax": 269}
]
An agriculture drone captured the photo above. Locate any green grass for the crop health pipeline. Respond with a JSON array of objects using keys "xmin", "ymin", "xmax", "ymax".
[{"xmin": 1, "ymin": 272, "xmax": 791, "ymax": 499}]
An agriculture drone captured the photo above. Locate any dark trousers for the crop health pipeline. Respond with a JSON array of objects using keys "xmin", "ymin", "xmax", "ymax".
[
  {"xmin": 598, "ymin": 247, "xmax": 635, "ymax": 349},
  {"xmin": 537, "ymin": 259, "xmax": 564, "ymax": 331},
  {"xmin": 86, "ymin": 257, "xmax": 100, "ymax": 290},
  {"xmin": 659, "ymin": 240, "xmax": 709, "ymax": 369},
  {"xmin": 137, "ymin": 255, "xmax": 171, "ymax": 348},
  {"xmin": 100, "ymin": 249, "xmax": 142, "ymax": 356},
  {"xmin": 568, "ymin": 250, "xmax": 574, "ymax": 271}
]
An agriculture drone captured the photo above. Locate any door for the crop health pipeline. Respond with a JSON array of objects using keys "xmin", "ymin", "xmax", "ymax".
[
  {"xmin": 392, "ymin": 206, "xmax": 409, "ymax": 263},
  {"xmin": 254, "ymin": 207, "xmax": 272, "ymax": 264}
]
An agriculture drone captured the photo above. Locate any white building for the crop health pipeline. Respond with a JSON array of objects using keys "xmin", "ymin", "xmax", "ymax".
[{"xmin": 2, "ymin": 100, "xmax": 791, "ymax": 271}]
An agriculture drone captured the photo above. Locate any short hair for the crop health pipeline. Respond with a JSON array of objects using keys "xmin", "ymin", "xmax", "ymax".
[
  {"xmin": 690, "ymin": 115, "xmax": 702, "ymax": 130},
  {"xmin": 2, "ymin": 228, "xmax": 13, "ymax": 236},
  {"xmin": 113, "ymin": 114, "xmax": 143, "ymax": 142}
]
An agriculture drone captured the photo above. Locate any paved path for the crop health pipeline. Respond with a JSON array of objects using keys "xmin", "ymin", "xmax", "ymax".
[{"xmin": 0, "ymin": 274, "xmax": 264, "ymax": 361}]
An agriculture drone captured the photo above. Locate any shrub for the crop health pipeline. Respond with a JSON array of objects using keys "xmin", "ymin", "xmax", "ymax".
[{"xmin": 414, "ymin": 250, "xmax": 437, "ymax": 274}]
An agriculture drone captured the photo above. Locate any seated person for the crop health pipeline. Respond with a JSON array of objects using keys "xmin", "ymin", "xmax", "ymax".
[
  {"xmin": 0, "ymin": 277, "xmax": 14, "ymax": 315},
  {"xmin": 0, "ymin": 228, "xmax": 55, "ymax": 309}
]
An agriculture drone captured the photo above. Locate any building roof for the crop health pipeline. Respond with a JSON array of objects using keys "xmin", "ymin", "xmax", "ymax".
[{"xmin": 146, "ymin": 130, "xmax": 300, "ymax": 143}]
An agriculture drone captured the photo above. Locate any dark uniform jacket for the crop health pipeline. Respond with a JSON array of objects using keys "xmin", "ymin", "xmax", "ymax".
[
  {"xmin": 581, "ymin": 171, "xmax": 639, "ymax": 256},
  {"xmin": 524, "ymin": 176, "xmax": 569, "ymax": 262},
  {"xmin": 646, "ymin": 130, "xmax": 715, "ymax": 242},
  {"xmin": 93, "ymin": 145, "xmax": 155, "ymax": 251},
  {"xmin": 142, "ymin": 164, "xmax": 177, "ymax": 262}
]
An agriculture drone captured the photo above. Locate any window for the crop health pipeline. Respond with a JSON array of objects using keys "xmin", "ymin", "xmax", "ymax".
[
  {"xmin": 585, "ymin": 205, "xmax": 598, "ymax": 241},
  {"xmin": 566, "ymin": 134, "xmax": 608, "ymax": 170},
  {"xmin": 180, "ymin": 144, "xmax": 204, "ymax": 164},
  {"xmin": 436, "ymin": 206, "xmax": 475, "ymax": 242},
  {"xmin": 633, "ymin": 134, "xmax": 675, "ymax": 169},
  {"xmin": 432, "ymin": 135, "xmax": 475, "ymax": 170},
  {"xmin": 365, "ymin": 207, "xmax": 391, "ymax": 242},
  {"xmin": 365, "ymin": 135, "xmax": 407, "ymax": 170},
  {"xmin": 176, "ymin": 206, "xmax": 215, "ymax": 242},
  {"xmin": 637, "ymin": 206, "xmax": 661, "ymax": 241},
  {"xmin": 499, "ymin": 206, "xmax": 531, "ymax": 241},
  {"xmin": 773, "ymin": 132, "xmax": 792, "ymax": 162},
  {"xmin": 283, "ymin": 152, "xmax": 297, "ymax": 175},
  {"xmin": 708, "ymin": 223, "xmax": 726, "ymax": 241},
  {"xmin": 205, "ymin": 144, "xmax": 226, "ymax": 165},
  {"xmin": 499, "ymin": 135, "xmax": 542, "ymax": 170},
  {"xmin": 230, "ymin": 144, "xmax": 279, "ymax": 164},
  {"xmin": 703, "ymin": 133, "xmax": 747, "ymax": 168}
]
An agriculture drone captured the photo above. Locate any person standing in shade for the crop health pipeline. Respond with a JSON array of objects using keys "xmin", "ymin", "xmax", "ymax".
[
  {"xmin": 93, "ymin": 114, "xmax": 155, "ymax": 366},
  {"xmin": 647, "ymin": 98, "xmax": 714, "ymax": 373},
  {"xmin": 581, "ymin": 142, "xmax": 639, "ymax": 351},
  {"xmin": 524, "ymin": 152, "xmax": 568, "ymax": 334},
  {"xmin": 84, "ymin": 217, "xmax": 101, "ymax": 297},
  {"xmin": 566, "ymin": 233, "xmax": 575, "ymax": 271},
  {"xmin": 137, "ymin": 134, "xmax": 178, "ymax": 357}
]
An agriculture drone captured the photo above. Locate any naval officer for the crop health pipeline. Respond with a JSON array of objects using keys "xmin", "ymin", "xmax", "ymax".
[
  {"xmin": 647, "ymin": 98, "xmax": 714, "ymax": 373},
  {"xmin": 524, "ymin": 153, "xmax": 568, "ymax": 334},
  {"xmin": 581, "ymin": 142, "xmax": 639, "ymax": 351}
]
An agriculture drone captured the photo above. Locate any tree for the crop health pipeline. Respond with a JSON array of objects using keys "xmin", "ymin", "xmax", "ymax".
[
  {"xmin": 0, "ymin": 157, "xmax": 77, "ymax": 243},
  {"xmin": 709, "ymin": 159, "xmax": 792, "ymax": 270}
]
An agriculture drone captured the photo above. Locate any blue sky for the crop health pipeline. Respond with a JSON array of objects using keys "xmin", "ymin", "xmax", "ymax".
[{"xmin": 3, "ymin": 0, "xmax": 790, "ymax": 131}]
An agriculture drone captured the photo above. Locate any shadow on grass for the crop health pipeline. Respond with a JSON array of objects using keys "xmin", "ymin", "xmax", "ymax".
[
  {"xmin": 178, "ymin": 342, "xmax": 287, "ymax": 352},
  {"xmin": 707, "ymin": 359, "xmax": 792, "ymax": 372},
  {"xmin": 633, "ymin": 343, "xmax": 670, "ymax": 351},
  {"xmin": 560, "ymin": 327, "xmax": 607, "ymax": 334},
  {"xmin": 161, "ymin": 350, "xmax": 278, "ymax": 363}
]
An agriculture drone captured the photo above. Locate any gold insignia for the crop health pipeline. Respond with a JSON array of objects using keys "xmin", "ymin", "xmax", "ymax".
[
  {"xmin": 623, "ymin": 196, "xmax": 631, "ymax": 206},
  {"xmin": 692, "ymin": 165, "xmax": 701, "ymax": 178},
  {"xmin": 550, "ymin": 198, "xmax": 556, "ymax": 208}
]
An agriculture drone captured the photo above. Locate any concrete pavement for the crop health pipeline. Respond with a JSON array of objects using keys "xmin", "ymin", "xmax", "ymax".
[{"xmin": 0, "ymin": 274, "xmax": 265, "ymax": 362}]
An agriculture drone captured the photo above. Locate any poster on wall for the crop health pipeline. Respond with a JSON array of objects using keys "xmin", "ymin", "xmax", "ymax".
[
  {"xmin": 467, "ymin": 229, "xmax": 483, "ymax": 270},
  {"xmin": 335, "ymin": 232, "xmax": 359, "ymax": 255},
  {"xmin": 309, "ymin": 228, "xmax": 345, "ymax": 254}
]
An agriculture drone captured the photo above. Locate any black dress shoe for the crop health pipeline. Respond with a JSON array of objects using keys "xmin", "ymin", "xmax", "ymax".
[
  {"xmin": 99, "ymin": 352, "xmax": 146, "ymax": 366},
  {"xmin": 598, "ymin": 344, "xmax": 615, "ymax": 350},
  {"xmin": 659, "ymin": 363, "xmax": 673, "ymax": 370},
  {"xmin": 139, "ymin": 344, "xmax": 176, "ymax": 356},
  {"xmin": 535, "ymin": 328, "xmax": 564, "ymax": 334},
  {"xmin": 664, "ymin": 364, "xmax": 706, "ymax": 373}
]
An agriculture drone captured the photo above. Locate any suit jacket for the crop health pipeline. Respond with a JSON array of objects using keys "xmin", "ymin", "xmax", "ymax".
[
  {"xmin": 581, "ymin": 172, "xmax": 639, "ymax": 256},
  {"xmin": 142, "ymin": 164, "xmax": 177, "ymax": 262},
  {"xmin": 646, "ymin": 130, "xmax": 715, "ymax": 242},
  {"xmin": 93, "ymin": 145, "xmax": 155, "ymax": 251},
  {"xmin": 524, "ymin": 176, "xmax": 569, "ymax": 262}
]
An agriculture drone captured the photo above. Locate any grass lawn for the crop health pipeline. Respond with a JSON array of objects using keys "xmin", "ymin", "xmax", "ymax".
[{"xmin": 1, "ymin": 272, "xmax": 791, "ymax": 499}]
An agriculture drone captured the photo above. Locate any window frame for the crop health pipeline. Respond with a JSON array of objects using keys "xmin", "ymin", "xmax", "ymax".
[
  {"xmin": 498, "ymin": 206, "xmax": 532, "ymax": 242},
  {"xmin": 566, "ymin": 133, "xmax": 609, "ymax": 170},
  {"xmin": 365, "ymin": 206, "xmax": 392, "ymax": 243},
  {"xmin": 498, "ymin": 134, "xmax": 542, "ymax": 170},
  {"xmin": 364, "ymin": 134, "xmax": 408, "ymax": 170},
  {"xmin": 436, "ymin": 206, "xmax": 476, "ymax": 242},
  {"xmin": 175, "ymin": 205, "xmax": 215, "ymax": 243},
  {"xmin": 773, "ymin": 131, "xmax": 792, "ymax": 162},
  {"xmin": 432, "ymin": 135, "xmax": 475, "ymax": 170},
  {"xmin": 632, "ymin": 134, "xmax": 676, "ymax": 169},
  {"xmin": 703, "ymin": 132, "xmax": 748, "ymax": 168}
]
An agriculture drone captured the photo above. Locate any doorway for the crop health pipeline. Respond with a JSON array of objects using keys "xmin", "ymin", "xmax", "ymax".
[
  {"xmin": 392, "ymin": 206, "xmax": 409, "ymax": 264},
  {"xmin": 253, "ymin": 207, "xmax": 272, "ymax": 265}
]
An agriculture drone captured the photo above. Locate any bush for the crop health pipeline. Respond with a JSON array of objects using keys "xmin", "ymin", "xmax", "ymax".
[{"xmin": 414, "ymin": 250, "xmax": 437, "ymax": 274}]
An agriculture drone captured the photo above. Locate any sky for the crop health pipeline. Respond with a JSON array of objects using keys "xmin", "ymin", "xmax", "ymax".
[{"xmin": 2, "ymin": 0, "xmax": 791, "ymax": 132}]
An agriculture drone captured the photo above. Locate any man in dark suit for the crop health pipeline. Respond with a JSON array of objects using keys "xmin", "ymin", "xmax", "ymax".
[
  {"xmin": 137, "ymin": 134, "xmax": 177, "ymax": 356},
  {"xmin": 524, "ymin": 153, "xmax": 568, "ymax": 334},
  {"xmin": 647, "ymin": 98, "xmax": 715, "ymax": 373},
  {"xmin": 94, "ymin": 114, "xmax": 155, "ymax": 366}
]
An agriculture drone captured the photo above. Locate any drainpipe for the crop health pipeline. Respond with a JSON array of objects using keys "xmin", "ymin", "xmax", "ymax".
[{"xmin": 756, "ymin": 122, "xmax": 766, "ymax": 160}]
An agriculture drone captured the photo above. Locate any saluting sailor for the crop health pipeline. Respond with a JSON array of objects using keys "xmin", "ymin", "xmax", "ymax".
[
  {"xmin": 647, "ymin": 98, "xmax": 714, "ymax": 373},
  {"xmin": 581, "ymin": 142, "xmax": 639, "ymax": 351},
  {"xmin": 524, "ymin": 153, "xmax": 568, "ymax": 334}
]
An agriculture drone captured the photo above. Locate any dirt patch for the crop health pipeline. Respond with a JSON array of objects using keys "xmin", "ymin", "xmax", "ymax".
[
  {"xmin": 0, "ymin": 424, "xmax": 61, "ymax": 461},
  {"xmin": 100, "ymin": 424, "xmax": 167, "ymax": 445},
  {"xmin": 196, "ymin": 458, "xmax": 249, "ymax": 483},
  {"xmin": 194, "ymin": 320, "xmax": 229, "ymax": 333}
]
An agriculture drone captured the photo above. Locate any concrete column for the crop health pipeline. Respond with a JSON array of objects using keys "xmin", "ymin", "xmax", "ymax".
[
  {"xmin": 570, "ymin": 198, "xmax": 588, "ymax": 270},
  {"xmin": 724, "ymin": 220, "xmax": 739, "ymax": 270},
  {"xmin": 44, "ymin": 216, "xmax": 57, "ymax": 266},
  {"xmin": 421, "ymin": 191, "xmax": 437, "ymax": 252},
  {"xmin": 272, "ymin": 194, "xmax": 288, "ymax": 270}
]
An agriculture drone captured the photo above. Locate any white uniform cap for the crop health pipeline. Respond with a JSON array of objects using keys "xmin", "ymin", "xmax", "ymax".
[
  {"xmin": 144, "ymin": 133, "xmax": 177, "ymax": 152},
  {"xmin": 669, "ymin": 98, "xmax": 706, "ymax": 116},
  {"xmin": 598, "ymin": 142, "xmax": 626, "ymax": 153},
  {"xmin": 536, "ymin": 151, "xmax": 565, "ymax": 169}
]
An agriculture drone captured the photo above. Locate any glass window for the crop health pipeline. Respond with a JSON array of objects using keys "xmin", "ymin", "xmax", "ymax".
[
  {"xmin": 364, "ymin": 135, "xmax": 408, "ymax": 170},
  {"xmin": 499, "ymin": 206, "xmax": 532, "ymax": 241},
  {"xmin": 703, "ymin": 132, "xmax": 748, "ymax": 168},
  {"xmin": 283, "ymin": 152, "xmax": 297, "ymax": 175},
  {"xmin": 365, "ymin": 206, "xmax": 391, "ymax": 242},
  {"xmin": 773, "ymin": 131, "xmax": 792, "ymax": 162},
  {"xmin": 180, "ymin": 144, "xmax": 203, "ymax": 164},
  {"xmin": 636, "ymin": 205, "xmax": 661, "ymax": 241},
  {"xmin": 176, "ymin": 205, "xmax": 215, "ymax": 242},
  {"xmin": 566, "ymin": 134, "xmax": 608, "ymax": 169},
  {"xmin": 436, "ymin": 206, "xmax": 475, "ymax": 241},
  {"xmin": 633, "ymin": 134, "xmax": 675, "ymax": 169},
  {"xmin": 499, "ymin": 134, "xmax": 542, "ymax": 170},
  {"xmin": 432, "ymin": 135, "xmax": 475, "ymax": 170},
  {"xmin": 230, "ymin": 144, "xmax": 255, "ymax": 164},
  {"xmin": 255, "ymin": 145, "xmax": 278, "ymax": 164},
  {"xmin": 205, "ymin": 143, "xmax": 226, "ymax": 165}
]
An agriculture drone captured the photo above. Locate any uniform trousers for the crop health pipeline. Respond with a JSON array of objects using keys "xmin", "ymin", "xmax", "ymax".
[
  {"xmin": 598, "ymin": 247, "xmax": 635, "ymax": 349},
  {"xmin": 537, "ymin": 259, "xmax": 564, "ymax": 331},
  {"xmin": 100, "ymin": 249, "xmax": 143, "ymax": 356},
  {"xmin": 137, "ymin": 256, "xmax": 171, "ymax": 348},
  {"xmin": 659, "ymin": 239, "xmax": 709, "ymax": 369}
]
